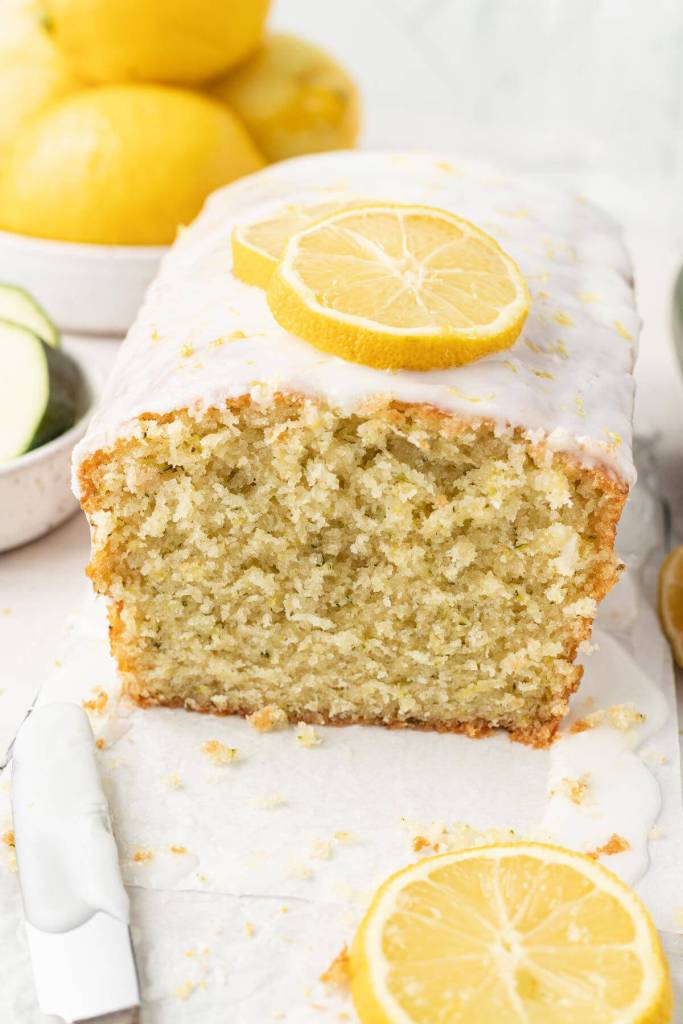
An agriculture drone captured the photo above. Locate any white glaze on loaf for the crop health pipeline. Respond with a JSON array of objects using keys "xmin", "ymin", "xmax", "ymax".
[{"xmin": 73, "ymin": 151, "xmax": 637, "ymax": 489}]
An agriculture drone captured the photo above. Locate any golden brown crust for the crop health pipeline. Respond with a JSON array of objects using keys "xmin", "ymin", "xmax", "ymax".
[
  {"xmin": 124, "ymin": 686, "xmax": 577, "ymax": 749},
  {"xmin": 80, "ymin": 392, "xmax": 627, "ymax": 749}
]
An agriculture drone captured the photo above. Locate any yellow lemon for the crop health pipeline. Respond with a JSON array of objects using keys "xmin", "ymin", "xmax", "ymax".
[
  {"xmin": 0, "ymin": 85, "xmax": 264, "ymax": 245},
  {"xmin": 44, "ymin": 0, "xmax": 271, "ymax": 85},
  {"xmin": 211, "ymin": 33, "xmax": 359, "ymax": 163},
  {"xmin": 0, "ymin": 0, "xmax": 79, "ymax": 157},
  {"xmin": 232, "ymin": 199, "xmax": 368, "ymax": 289},
  {"xmin": 351, "ymin": 843, "xmax": 672, "ymax": 1024},
  {"xmin": 267, "ymin": 203, "xmax": 529, "ymax": 370},
  {"xmin": 658, "ymin": 545, "xmax": 683, "ymax": 667}
]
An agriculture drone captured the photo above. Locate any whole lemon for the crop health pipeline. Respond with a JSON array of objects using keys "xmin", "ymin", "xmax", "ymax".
[
  {"xmin": 44, "ymin": 0, "xmax": 271, "ymax": 85},
  {"xmin": 0, "ymin": 0, "xmax": 79, "ymax": 157},
  {"xmin": 0, "ymin": 85, "xmax": 265, "ymax": 245},
  {"xmin": 211, "ymin": 33, "xmax": 360, "ymax": 163}
]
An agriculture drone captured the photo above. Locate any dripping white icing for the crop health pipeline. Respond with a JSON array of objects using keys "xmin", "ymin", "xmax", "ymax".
[{"xmin": 541, "ymin": 630, "xmax": 667, "ymax": 884}]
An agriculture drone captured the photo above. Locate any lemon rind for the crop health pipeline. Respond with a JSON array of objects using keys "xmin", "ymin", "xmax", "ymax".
[{"xmin": 267, "ymin": 203, "xmax": 530, "ymax": 370}]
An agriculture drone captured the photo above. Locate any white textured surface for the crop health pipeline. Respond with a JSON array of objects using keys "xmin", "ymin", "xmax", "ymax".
[
  {"xmin": 1, "ymin": 450, "xmax": 682, "ymax": 1022},
  {"xmin": 73, "ymin": 151, "xmax": 638, "ymax": 487}
]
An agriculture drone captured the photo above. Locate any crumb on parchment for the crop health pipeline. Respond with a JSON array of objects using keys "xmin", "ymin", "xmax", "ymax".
[
  {"xmin": 132, "ymin": 848, "xmax": 154, "ymax": 863},
  {"xmin": 251, "ymin": 792, "xmax": 286, "ymax": 810},
  {"xmin": 296, "ymin": 723, "xmax": 321, "ymax": 748},
  {"xmin": 405, "ymin": 819, "xmax": 519, "ymax": 855},
  {"xmin": 202, "ymin": 739, "xmax": 238, "ymax": 764},
  {"xmin": 320, "ymin": 945, "xmax": 351, "ymax": 990},
  {"xmin": 571, "ymin": 702, "xmax": 645, "ymax": 734},
  {"xmin": 174, "ymin": 980, "xmax": 196, "ymax": 1000},
  {"xmin": 587, "ymin": 833, "xmax": 631, "ymax": 859},
  {"xmin": 247, "ymin": 705, "xmax": 288, "ymax": 732},
  {"xmin": 555, "ymin": 774, "xmax": 590, "ymax": 805},
  {"xmin": 82, "ymin": 688, "xmax": 108, "ymax": 714}
]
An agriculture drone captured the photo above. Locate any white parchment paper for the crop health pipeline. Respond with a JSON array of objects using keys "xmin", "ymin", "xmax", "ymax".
[{"xmin": 1, "ymin": 441, "xmax": 683, "ymax": 1023}]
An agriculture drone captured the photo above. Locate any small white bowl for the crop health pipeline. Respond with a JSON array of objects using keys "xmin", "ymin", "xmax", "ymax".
[
  {"xmin": 0, "ymin": 230, "xmax": 166, "ymax": 336},
  {"xmin": 0, "ymin": 357, "xmax": 98, "ymax": 552}
]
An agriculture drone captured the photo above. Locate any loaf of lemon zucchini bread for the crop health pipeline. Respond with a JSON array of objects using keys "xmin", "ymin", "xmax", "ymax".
[{"xmin": 73, "ymin": 151, "xmax": 636, "ymax": 746}]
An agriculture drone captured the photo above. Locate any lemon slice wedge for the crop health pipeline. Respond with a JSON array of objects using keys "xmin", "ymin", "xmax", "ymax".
[
  {"xmin": 232, "ymin": 200, "xmax": 357, "ymax": 289},
  {"xmin": 266, "ymin": 202, "xmax": 530, "ymax": 370},
  {"xmin": 658, "ymin": 545, "xmax": 683, "ymax": 667},
  {"xmin": 351, "ymin": 843, "xmax": 671, "ymax": 1024}
]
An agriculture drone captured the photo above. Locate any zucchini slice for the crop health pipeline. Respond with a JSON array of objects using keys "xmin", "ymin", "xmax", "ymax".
[
  {"xmin": 0, "ymin": 283, "xmax": 60, "ymax": 348},
  {"xmin": 0, "ymin": 320, "xmax": 80, "ymax": 463}
]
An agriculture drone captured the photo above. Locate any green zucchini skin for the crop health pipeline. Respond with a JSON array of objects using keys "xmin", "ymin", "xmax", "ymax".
[
  {"xmin": 29, "ymin": 341, "xmax": 81, "ymax": 451},
  {"xmin": 0, "ymin": 283, "xmax": 60, "ymax": 348},
  {"xmin": 0, "ymin": 320, "xmax": 81, "ymax": 462}
]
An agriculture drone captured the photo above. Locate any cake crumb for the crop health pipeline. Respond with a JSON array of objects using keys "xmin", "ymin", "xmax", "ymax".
[
  {"xmin": 320, "ymin": 945, "xmax": 350, "ymax": 990},
  {"xmin": 244, "ymin": 921, "xmax": 255, "ymax": 938},
  {"xmin": 572, "ymin": 703, "xmax": 645, "ymax": 734},
  {"xmin": 308, "ymin": 838, "xmax": 333, "ymax": 860},
  {"xmin": 202, "ymin": 739, "xmax": 238, "ymax": 764},
  {"xmin": 2, "ymin": 830, "xmax": 15, "ymax": 848},
  {"xmin": 95, "ymin": 738, "xmax": 106, "ymax": 750},
  {"xmin": 554, "ymin": 310, "xmax": 573, "ymax": 326},
  {"xmin": 333, "ymin": 830, "xmax": 358, "ymax": 845},
  {"xmin": 251, "ymin": 792, "xmax": 285, "ymax": 810},
  {"xmin": 296, "ymin": 723, "xmax": 321, "ymax": 748},
  {"xmin": 556, "ymin": 774, "xmax": 590, "ymax": 805},
  {"xmin": 170, "ymin": 845, "xmax": 188, "ymax": 855},
  {"xmin": 287, "ymin": 859, "xmax": 313, "ymax": 880},
  {"xmin": 247, "ymin": 705, "xmax": 288, "ymax": 732},
  {"xmin": 642, "ymin": 748, "xmax": 668, "ymax": 766},
  {"xmin": 132, "ymin": 848, "xmax": 154, "ymax": 863},
  {"xmin": 174, "ymin": 980, "xmax": 196, "ymax": 1001},
  {"xmin": 613, "ymin": 320, "xmax": 633, "ymax": 342},
  {"xmin": 82, "ymin": 689, "xmax": 108, "ymax": 714},
  {"xmin": 587, "ymin": 833, "xmax": 631, "ymax": 859},
  {"xmin": 406, "ymin": 819, "xmax": 518, "ymax": 854},
  {"xmin": 180, "ymin": 344, "xmax": 195, "ymax": 358}
]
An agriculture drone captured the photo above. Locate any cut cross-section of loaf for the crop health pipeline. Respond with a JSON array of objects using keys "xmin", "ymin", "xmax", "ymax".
[{"xmin": 73, "ymin": 151, "xmax": 637, "ymax": 747}]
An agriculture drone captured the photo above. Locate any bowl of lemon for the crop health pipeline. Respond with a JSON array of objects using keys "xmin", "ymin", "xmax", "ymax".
[{"xmin": 0, "ymin": 0, "xmax": 360, "ymax": 336}]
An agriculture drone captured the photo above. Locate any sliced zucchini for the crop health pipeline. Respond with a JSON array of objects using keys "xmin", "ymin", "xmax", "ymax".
[
  {"xmin": 0, "ymin": 283, "xmax": 60, "ymax": 348},
  {"xmin": 0, "ymin": 320, "xmax": 80, "ymax": 463}
]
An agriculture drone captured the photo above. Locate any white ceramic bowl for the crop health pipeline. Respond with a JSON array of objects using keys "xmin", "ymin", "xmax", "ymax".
[
  {"xmin": 0, "ymin": 230, "xmax": 166, "ymax": 336},
  {"xmin": 0, "ymin": 356, "xmax": 98, "ymax": 552}
]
